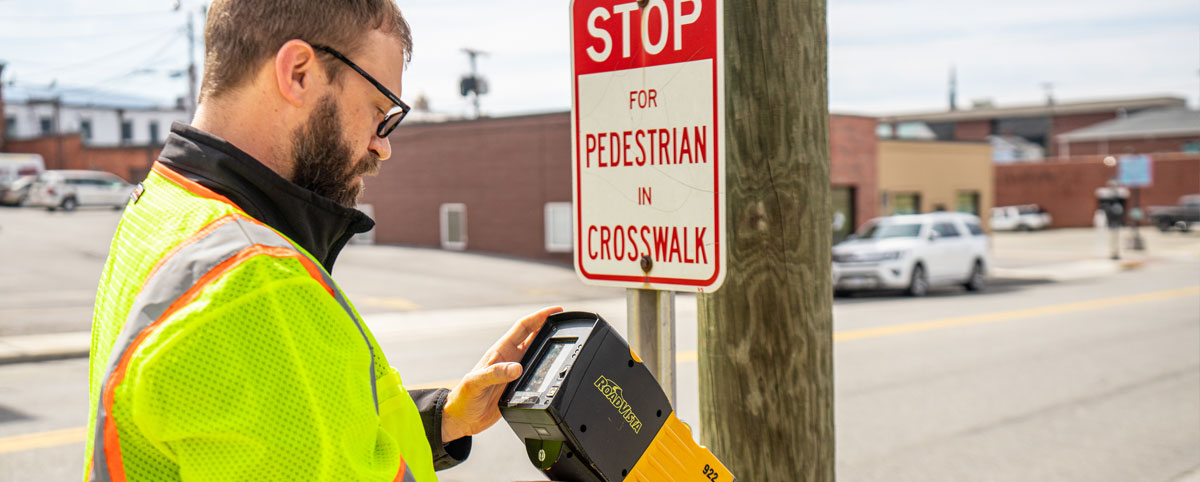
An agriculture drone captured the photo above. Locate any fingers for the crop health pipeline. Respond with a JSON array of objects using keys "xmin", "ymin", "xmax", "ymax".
[
  {"xmin": 494, "ymin": 306, "xmax": 563, "ymax": 361},
  {"xmin": 510, "ymin": 306, "xmax": 563, "ymax": 347}
]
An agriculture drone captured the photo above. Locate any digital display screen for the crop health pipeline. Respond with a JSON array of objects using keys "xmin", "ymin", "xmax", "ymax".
[{"xmin": 519, "ymin": 339, "xmax": 576, "ymax": 393}]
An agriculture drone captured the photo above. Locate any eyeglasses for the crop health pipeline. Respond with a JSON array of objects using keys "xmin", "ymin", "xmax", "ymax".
[{"xmin": 311, "ymin": 43, "xmax": 410, "ymax": 138}]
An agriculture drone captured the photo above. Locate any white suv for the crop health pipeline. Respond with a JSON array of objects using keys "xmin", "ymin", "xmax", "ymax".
[
  {"xmin": 832, "ymin": 212, "xmax": 990, "ymax": 296},
  {"xmin": 26, "ymin": 170, "xmax": 134, "ymax": 211}
]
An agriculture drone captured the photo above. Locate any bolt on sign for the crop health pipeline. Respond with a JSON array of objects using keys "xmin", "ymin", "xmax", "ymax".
[{"xmin": 571, "ymin": 0, "xmax": 725, "ymax": 292}]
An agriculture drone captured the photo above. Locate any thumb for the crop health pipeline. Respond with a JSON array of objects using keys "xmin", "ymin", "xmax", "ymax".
[{"xmin": 474, "ymin": 362, "xmax": 523, "ymax": 387}]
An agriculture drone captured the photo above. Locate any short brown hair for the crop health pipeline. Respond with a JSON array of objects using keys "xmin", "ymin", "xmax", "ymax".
[{"xmin": 200, "ymin": 0, "xmax": 412, "ymax": 101}]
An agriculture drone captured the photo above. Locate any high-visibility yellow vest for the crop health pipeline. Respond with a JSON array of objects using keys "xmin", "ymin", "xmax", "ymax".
[{"xmin": 84, "ymin": 162, "xmax": 436, "ymax": 482}]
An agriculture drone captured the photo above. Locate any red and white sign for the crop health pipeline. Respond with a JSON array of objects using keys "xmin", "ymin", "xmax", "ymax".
[{"xmin": 571, "ymin": 0, "xmax": 724, "ymax": 292}]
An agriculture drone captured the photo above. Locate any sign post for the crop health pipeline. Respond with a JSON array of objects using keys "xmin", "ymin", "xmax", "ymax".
[
  {"xmin": 570, "ymin": 0, "xmax": 725, "ymax": 398},
  {"xmin": 626, "ymin": 288, "xmax": 676, "ymax": 404},
  {"xmin": 1118, "ymin": 154, "xmax": 1153, "ymax": 251}
]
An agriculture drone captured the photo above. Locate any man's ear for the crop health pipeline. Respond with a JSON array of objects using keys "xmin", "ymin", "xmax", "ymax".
[{"xmin": 274, "ymin": 39, "xmax": 321, "ymax": 107}]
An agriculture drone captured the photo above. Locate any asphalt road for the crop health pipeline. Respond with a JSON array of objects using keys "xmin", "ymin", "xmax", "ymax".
[
  {"xmin": 2, "ymin": 253, "xmax": 1197, "ymax": 481},
  {"xmin": 0, "ymin": 207, "xmax": 622, "ymax": 336}
]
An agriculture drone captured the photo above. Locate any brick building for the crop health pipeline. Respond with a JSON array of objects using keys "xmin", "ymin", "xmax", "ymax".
[
  {"xmin": 361, "ymin": 112, "xmax": 574, "ymax": 263},
  {"xmin": 0, "ymin": 84, "xmax": 177, "ymax": 181},
  {"xmin": 3, "ymin": 134, "xmax": 159, "ymax": 182},
  {"xmin": 995, "ymin": 153, "xmax": 1200, "ymax": 228},
  {"xmin": 360, "ymin": 112, "xmax": 884, "ymax": 262},
  {"xmin": 829, "ymin": 115, "xmax": 878, "ymax": 242},
  {"xmin": 878, "ymin": 96, "xmax": 1187, "ymax": 159},
  {"xmin": 1056, "ymin": 108, "xmax": 1200, "ymax": 156}
]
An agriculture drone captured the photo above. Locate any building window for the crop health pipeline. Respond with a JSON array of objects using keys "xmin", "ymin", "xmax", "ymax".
[
  {"xmin": 4, "ymin": 117, "xmax": 14, "ymax": 138},
  {"xmin": 891, "ymin": 192, "xmax": 921, "ymax": 215},
  {"xmin": 40, "ymin": 117, "xmax": 53, "ymax": 135},
  {"xmin": 832, "ymin": 186, "xmax": 856, "ymax": 244},
  {"xmin": 440, "ymin": 203, "xmax": 467, "ymax": 250},
  {"xmin": 121, "ymin": 121, "xmax": 133, "ymax": 143},
  {"xmin": 80, "ymin": 119, "xmax": 93, "ymax": 141},
  {"xmin": 544, "ymin": 202, "xmax": 573, "ymax": 252},
  {"xmin": 955, "ymin": 191, "xmax": 980, "ymax": 215},
  {"xmin": 148, "ymin": 121, "xmax": 160, "ymax": 144}
]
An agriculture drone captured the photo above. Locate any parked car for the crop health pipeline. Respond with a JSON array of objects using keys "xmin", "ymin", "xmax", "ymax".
[
  {"xmin": 25, "ymin": 170, "xmax": 134, "ymax": 211},
  {"xmin": 990, "ymin": 204, "xmax": 1052, "ymax": 231},
  {"xmin": 0, "ymin": 175, "xmax": 38, "ymax": 206},
  {"xmin": 1147, "ymin": 194, "xmax": 1200, "ymax": 232},
  {"xmin": 832, "ymin": 212, "xmax": 990, "ymax": 297}
]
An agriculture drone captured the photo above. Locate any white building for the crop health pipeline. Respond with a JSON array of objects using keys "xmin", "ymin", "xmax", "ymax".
[{"xmin": 3, "ymin": 85, "xmax": 189, "ymax": 147}]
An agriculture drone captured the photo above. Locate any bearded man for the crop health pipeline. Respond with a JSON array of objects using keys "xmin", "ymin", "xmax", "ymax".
[{"xmin": 83, "ymin": 1, "xmax": 559, "ymax": 480}]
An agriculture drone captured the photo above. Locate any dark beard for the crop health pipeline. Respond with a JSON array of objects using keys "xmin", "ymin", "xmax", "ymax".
[{"xmin": 288, "ymin": 96, "xmax": 380, "ymax": 208}]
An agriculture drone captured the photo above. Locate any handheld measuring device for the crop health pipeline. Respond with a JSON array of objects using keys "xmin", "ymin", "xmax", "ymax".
[{"xmin": 499, "ymin": 311, "xmax": 735, "ymax": 482}]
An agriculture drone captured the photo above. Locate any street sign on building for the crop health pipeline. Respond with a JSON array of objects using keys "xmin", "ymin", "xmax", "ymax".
[
  {"xmin": 1117, "ymin": 154, "xmax": 1153, "ymax": 187},
  {"xmin": 570, "ymin": 0, "xmax": 725, "ymax": 292}
]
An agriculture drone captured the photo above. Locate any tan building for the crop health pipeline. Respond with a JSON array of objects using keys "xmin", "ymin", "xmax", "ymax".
[{"xmin": 877, "ymin": 140, "xmax": 993, "ymax": 222}]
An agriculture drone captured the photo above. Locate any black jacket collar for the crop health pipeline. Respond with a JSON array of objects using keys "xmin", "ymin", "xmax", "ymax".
[{"xmin": 157, "ymin": 122, "xmax": 375, "ymax": 272}]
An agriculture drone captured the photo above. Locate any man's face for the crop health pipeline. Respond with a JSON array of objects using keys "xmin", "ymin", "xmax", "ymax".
[
  {"xmin": 288, "ymin": 95, "xmax": 379, "ymax": 207},
  {"xmin": 288, "ymin": 31, "xmax": 405, "ymax": 208}
]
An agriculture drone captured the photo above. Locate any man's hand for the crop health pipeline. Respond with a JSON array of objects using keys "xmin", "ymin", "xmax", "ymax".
[{"xmin": 441, "ymin": 306, "xmax": 563, "ymax": 442}]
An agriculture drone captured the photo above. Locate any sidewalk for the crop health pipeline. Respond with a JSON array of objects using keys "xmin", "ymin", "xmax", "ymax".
[
  {"xmin": 0, "ymin": 332, "xmax": 90, "ymax": 364},
  {"xmin": 991, "ymin": 257, "xmax": 1148, "ymax": 282},
  {"xmin": 989, "ymin": 227, "xmax": 1200, "ymax": 282},
  {"xmin": 0, "ymin": 299, "xmax": 637, "ymax": 365}
]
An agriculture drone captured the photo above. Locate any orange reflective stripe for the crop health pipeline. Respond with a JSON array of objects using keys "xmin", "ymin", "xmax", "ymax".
[
  {"xmin": 392, "ymin": 454, "xmax": 411, "ymax": 482},
  {"xmin": 143, "ymin": 214, "xmax": 238, "ymax": 283},
  {"xmin": 100, "ymin": 245, "xmax": 335, "ymax": 480},
  {"xmin": 150, "ymin": 161, "xmax": 237, "ymax": 206}
]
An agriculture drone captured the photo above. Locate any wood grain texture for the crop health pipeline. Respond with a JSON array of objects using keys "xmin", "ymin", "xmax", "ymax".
[{"xmin": 697, "ymin": 0, "xmax": 834, "ymax": 480}]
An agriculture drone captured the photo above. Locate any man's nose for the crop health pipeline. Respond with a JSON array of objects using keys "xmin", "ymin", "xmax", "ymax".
[{"xmin": 369, "ymin": 134, "xmax": 392, "ymax": 161}]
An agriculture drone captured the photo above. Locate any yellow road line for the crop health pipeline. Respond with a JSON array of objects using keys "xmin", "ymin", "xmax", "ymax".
[
  {"xmin": 833, "ymin": 286, "xmax": 1199, "ymax": 342},
  {"xmin": 0, "ymin": 427, "xmax": 85, "ymax": 454},
  {"xmin": 4, "ymin": 286, "xmax": 1195, "ymax": 454}
]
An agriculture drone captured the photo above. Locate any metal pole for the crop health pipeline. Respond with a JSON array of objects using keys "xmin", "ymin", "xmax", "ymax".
[
  {"xmin": 187, "ymin": 10, "xmax": 197, "ymax": 120},
  {"xmin": 1130, "ymin": 187, "xmax": 1145, "ymax": 250},
  {"xmin": 626, "ymin": 288, "xmax": 676, "ymax": 406}
]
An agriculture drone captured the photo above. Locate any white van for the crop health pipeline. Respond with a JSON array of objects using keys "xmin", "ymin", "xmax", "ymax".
[
  {"xmin": 0, "ymin": 153, "xmax": 46, "ymax": 183},
  {"xmin": 26, "ymin": 170, "xmax": 134, "ymax": 211}
]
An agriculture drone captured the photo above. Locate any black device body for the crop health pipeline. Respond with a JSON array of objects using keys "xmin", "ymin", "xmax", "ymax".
[{"xmin": 499, "ymin": 311, "xmax": 673, "ymax": 481}]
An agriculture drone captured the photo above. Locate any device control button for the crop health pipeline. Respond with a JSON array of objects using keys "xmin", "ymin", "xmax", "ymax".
[
  {"xmin": 547, "ymin": 386, "xmax": 559, "ymax": 397},
  {"xmin": 534, "ymin": 426, "xmax": 551, "ymax": 437},
  {"xmin": 558, "ymin": 368, "xmax": 568, "ymax": 378}
]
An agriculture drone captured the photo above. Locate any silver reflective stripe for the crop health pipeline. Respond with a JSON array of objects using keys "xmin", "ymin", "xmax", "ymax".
[
  {"xmin": 91, "ymin": 216, "xmax": 377, "ymax": 480},
  {"xmin": 398, "ymin": 461, "xmax": 418, "ymax": 482}
]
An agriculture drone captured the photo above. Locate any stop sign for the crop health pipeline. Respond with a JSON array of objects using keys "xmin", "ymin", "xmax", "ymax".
[{"xmin": 570, "ymin": 0, "xmax": 725, "ymax": 293}]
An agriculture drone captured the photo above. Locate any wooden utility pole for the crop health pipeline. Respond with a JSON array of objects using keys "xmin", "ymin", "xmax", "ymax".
[{"xmin": 697, "ymin": 1, "xmax": 833, "ymax": 480}]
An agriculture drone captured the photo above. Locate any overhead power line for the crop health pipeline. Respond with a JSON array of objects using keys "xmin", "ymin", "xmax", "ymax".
[
  {"xmin": 14, "ymin": 27, "xmax": 186, "ymax": 77},
  {"xmin": 0, "ymin": 9, "xmax": 177, "ymax": 20},
  {"xmin": 0, "ymin": 25, "xmax": 181, "ymax": 41}
]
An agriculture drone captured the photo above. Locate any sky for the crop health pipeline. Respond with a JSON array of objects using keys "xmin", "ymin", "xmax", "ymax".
[{"xmin": 0, "ymin": 0, "xmax": 1197, "ymax": 118}]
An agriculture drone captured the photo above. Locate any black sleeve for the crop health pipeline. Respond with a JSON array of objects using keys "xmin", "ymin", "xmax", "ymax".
[{"xmin": 408, "ymin": 388, "xmax": 472, "ymax": 470}]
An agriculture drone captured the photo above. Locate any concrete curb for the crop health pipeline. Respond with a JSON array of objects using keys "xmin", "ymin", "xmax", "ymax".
[{"xmin": 0, "ymin": 332, "xmax": 90, "ymax": 364}]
